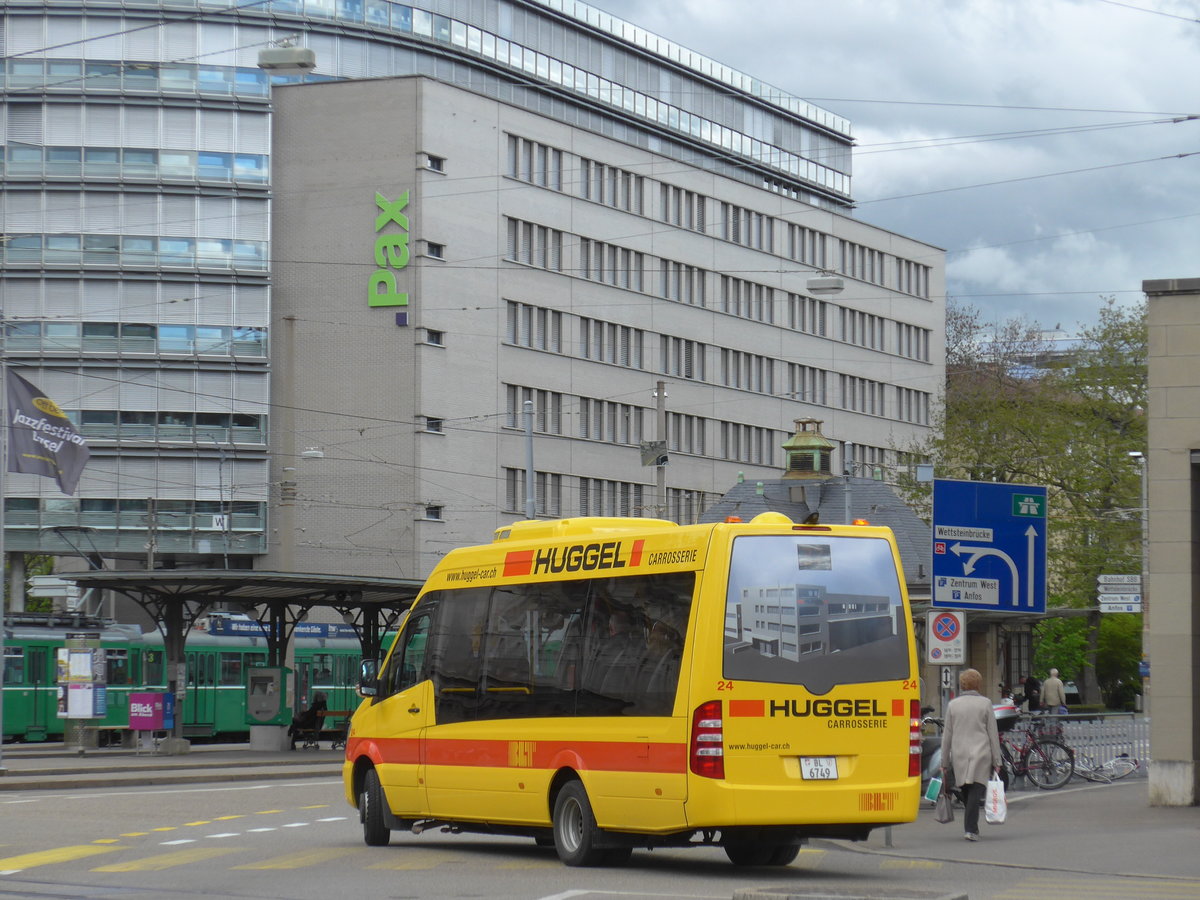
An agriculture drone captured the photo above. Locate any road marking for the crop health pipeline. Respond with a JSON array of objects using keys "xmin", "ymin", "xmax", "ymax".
[
  {"xmin": 207, "ymin": 833, "xmax": 240, "ymax": 839},
  {"xmin": 119, "ymin": 832, "xmax": 149, "ymax": 837},
  {"xmin": 0, "ymin": 844, "xmax": 120, "ymax": 872},
  {"xmin": 316, "ymin": 817, "xmax": 348, "ymax": 823},
  {"xmin": 367, "ymin": 851, "xmax": 458, "ymax": 870},
  {"xmin": 233, "ymin": 847, "xmax": 358, "ymax": 869},
  {"xmin": 246, "ymin": 828, "xmax": 277, "ymax": 833},
  {"xmin": 256, "ymin": 809, "xmax": 284, "ymax": 815},
  {"xmin": 183, "ymin": 820, "xmax": 212, "ymax": 826},
  {"xmin": 152, "ymin": 827, "xmax": 177, "ymax": 832},
  {"xmin": 160, "ymin": 839, "xmax": 195, "ymax": 846},
  {"xmin": 282, "ymin": 822, "xmax": 309, "ymax": 828},
  {"xmin": 215, "ymin": 815, "xmax": 245, "ymax": 821},
  {"xmin": 881, "ymin": 859, "xmax": 943, "ymax": 869},
  {"xmin": 93, "ymin": 847, "xmax": 240, "ymax": 872},
  {"xmin": 299, "ymin": 804, "xmax": 329, "ymax": 809},
  {"xmin": 92, "ymin": 839, "xmax": 122, "ymax": 844}
]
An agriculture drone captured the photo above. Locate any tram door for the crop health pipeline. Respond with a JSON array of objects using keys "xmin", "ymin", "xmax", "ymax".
[
  {"xmin": 185, "ymin": 651, "xmax": 217, "ymax": 736},
  {"xmin": 27, "ymin": 647, "xmax": 50, "ymax": 739}
]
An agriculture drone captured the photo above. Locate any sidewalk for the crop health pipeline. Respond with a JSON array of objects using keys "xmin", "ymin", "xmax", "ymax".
[
  {"xmin": 0, "ymin": 741, "xmax": 343, "ymax": 791},
  {"xmin": 837, "ymin": 775, "xmax": 1200, "ymax": 882}
]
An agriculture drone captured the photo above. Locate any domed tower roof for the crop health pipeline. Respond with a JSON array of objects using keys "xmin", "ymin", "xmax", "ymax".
[{"xmin": 781, "ymin": 418, "xmax": 834, "ymax": 480}]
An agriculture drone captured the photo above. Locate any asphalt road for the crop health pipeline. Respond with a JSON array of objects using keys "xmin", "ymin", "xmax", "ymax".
[{"xmin": 0, "ymin": 759, "xmax": 1197, "ymax": 900}]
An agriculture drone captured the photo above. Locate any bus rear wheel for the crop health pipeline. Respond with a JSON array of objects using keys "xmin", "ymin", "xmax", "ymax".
[
  {"xmin": 552, "ymin": 781, "xmax": 614, "ymax": 867},
  {"xmin": 724, "ymin": 841, "xmax": 801, "ymax": 867},
  {"xmin": 361, "ymin": 768, "xmax": 391, "ymax": 846}
]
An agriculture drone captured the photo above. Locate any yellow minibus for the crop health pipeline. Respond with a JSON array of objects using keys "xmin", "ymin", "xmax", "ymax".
[{"xmin": 344, "ymin": 512, "xmax": 921, "ymax": 867}]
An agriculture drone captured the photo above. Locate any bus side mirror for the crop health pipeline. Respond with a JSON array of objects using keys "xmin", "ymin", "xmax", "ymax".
[{"xmin": 358, "ymin": 659, "xmax": 379, "ymax": 697}]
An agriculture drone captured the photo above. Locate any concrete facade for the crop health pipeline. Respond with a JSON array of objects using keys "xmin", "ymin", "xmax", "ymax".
[
  {"xmin": 1145, "ymin": 276, "xmax": 1200, "ymax": 806},
  {"xmin": 267, "ymin": 76, "xmax": 945, "ymax": 581}
]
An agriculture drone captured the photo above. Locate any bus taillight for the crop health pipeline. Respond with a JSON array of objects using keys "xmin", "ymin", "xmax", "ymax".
[
  {"xmin": 908, "ymin": 699, "xmax": 921, "ymax": 777},
  {"xmin": 690, "ymin": 700, "xmax": 725, "ymax": 779}
]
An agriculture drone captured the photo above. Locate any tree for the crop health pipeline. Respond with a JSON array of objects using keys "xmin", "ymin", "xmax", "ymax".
[{"xmin": 907, "ymin": 298, "xmax": 1146, "ymax": 705}]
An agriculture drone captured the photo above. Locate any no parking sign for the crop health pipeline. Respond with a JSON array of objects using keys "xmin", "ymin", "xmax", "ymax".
[{"xmin": 926, "ymin": 610, "xmax": 965, "ymax": 665}]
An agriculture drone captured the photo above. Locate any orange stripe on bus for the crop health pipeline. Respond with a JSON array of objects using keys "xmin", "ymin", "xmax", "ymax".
[
  {"xmin": 629, "ymin": 539, "xmax": 644, "ymax": 566},
  {"xmin": 729, "ymin": 699, "xmax": 765, "ymax": 717},
  {"xmin": 892, "ymin": 699, "xmax": 904, "ymax": 716},
  {"xmin": 371, "ymin": 737, "xmax": 686, "ymax": 773}
]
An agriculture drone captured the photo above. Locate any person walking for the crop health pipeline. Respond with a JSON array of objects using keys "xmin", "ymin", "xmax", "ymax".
[
  {"xmin": 942, "ymin": 668, "xmax": 1002, "ymax": 842},
  {"xmin": 1042, "ymin": 668, "xmax": 1068, "ymax": 714}
]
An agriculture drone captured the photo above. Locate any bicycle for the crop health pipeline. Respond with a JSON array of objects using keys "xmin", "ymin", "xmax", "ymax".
[
  {"xmin": 1073, "ymin": 752, "xmax": 1141, "ymax": 784},
  {"xmin": 999, "ymin": 721, "xmax": 1074, "ymax": 790}
]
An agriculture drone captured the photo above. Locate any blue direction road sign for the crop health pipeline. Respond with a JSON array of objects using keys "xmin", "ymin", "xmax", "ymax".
[{"xmin": 932, "ymin": 479, "xmax": 1047, "ymax": 613}]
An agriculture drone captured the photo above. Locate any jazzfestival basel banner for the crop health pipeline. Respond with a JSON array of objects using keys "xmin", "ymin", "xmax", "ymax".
[{"xmin": 6, "ymin": 370, "xmax": 91, "ymax": 495}]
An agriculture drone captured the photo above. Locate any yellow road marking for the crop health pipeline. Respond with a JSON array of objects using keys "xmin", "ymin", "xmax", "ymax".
[
  {"xmin": 367, "ymin": 852, "xmax": 457, "ymax": 870},
  {"xmin": 183, "ymin": 821, "xmax": 212, "ymax": 827},
  {"xmin": 93, "ymin": 847, "xmax": 240, "ymax": 872},
  {"xmin": 232, "ymin": 847, "xmax": 357, "ymax": 870},
  {"xmin": 0, "ymin": 845, "xmax": 120, "ymax": 871},
  {"xmin": 92, "ymin": 839, "xmax": 122, "ymax": 844},
  {"xmin": 255, "ymin": 809, "xmax": 283, "ymax": 815},
  {"xmin": 881, "ymin": 859, "xmax": 943, "ymax": 869},
  {"xmin": 215, "ymin": 815, "xmax": 245, "ymax": 821},
  {"xmin": 152, "ymin": 827, "xmax": 177, "ymax": 832},
  {"xmin": 119, "ymin": 832, "xmax": 149, "ymax": 837},
  {"xmin": 299, "ymin": 805, "xmax": 329, "ymax": 809}
]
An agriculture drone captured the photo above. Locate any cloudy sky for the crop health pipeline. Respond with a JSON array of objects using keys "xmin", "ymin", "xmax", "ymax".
[{"xmin": 592, "ymin": 0, "xmax": 1199, "ymax": 335}]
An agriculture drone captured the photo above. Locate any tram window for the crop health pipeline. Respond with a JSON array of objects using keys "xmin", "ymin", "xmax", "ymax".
[
  {"xmin": 219, "ymin": 652, "xmax": 243, "ymax": 686},
  {"xmin": 3, "ymin": 647, "xmax": 24, "ymax": 685},
  {"xmin": 144, "ymin": 650, "xmax": 165, "ymax": 685},
  {"xmin": 106, "ymin": 649, "xmax": 131, "ymax": 685},
  {"xmin": 310, "ymin": 654, "xmax": 334, "ymax": 683}
]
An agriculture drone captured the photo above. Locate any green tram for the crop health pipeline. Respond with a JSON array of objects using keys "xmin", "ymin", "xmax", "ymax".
[{"xmin": 2, "ymin": 615, "xmax": 370, "ymax": 743}]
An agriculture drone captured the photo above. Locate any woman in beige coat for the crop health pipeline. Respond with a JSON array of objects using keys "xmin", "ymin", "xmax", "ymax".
[{"xmin": 941, "ymin": 668, "xmax": 1002, "ymax": 841}]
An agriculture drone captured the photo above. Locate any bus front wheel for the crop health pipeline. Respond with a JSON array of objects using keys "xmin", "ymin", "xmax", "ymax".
[
  {"xmin": 361, "ymin": 768, "xmax": 391, "ymax": 847},
  {"xmin": 552, "ymin": 781, "xmax": 612, "ymax": 867}
]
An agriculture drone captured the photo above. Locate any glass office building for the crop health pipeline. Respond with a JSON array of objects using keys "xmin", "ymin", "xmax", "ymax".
[{"xmin": 1, "ymin": 0, "xmax": 941, "ymax": 587}]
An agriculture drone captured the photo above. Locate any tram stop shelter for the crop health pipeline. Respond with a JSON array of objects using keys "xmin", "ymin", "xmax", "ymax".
[{"xmin": 63, "ymin": 570, "xmax": 422, "ymax": 752}]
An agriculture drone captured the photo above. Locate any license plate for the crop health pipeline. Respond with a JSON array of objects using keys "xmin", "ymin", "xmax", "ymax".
[{"xmin": 801, "ymin": 756, "xmax": 838, "ymax": 780}]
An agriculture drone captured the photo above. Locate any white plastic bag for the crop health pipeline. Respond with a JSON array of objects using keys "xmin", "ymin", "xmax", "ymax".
[{"xmin": 985, "ymin": 773, "xmax": 1007, "ymax": 825}]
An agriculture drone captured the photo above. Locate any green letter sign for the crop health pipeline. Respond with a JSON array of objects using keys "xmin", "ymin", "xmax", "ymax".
[{"xmin": 369, "ymin": 191, "xmax": 411, "ymax": 317}]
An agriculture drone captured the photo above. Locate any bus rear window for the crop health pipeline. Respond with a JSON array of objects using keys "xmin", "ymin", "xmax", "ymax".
[{"xmin": 723, "ymin": 535, "xmax": 909, "ymax": 692}]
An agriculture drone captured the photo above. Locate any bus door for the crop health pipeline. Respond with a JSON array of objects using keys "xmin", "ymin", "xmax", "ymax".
[
  {"xmin": 185, "ymin": 651, "xmax": 217, "ymax": 735},
  {"xmin": 357, "ymin": 606, "xmax": 435, "ymax": 818}
]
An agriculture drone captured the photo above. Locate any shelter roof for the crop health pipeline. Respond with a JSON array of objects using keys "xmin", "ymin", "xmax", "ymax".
[{"xmin": 63, "ymin": 569, "xmax": 423, "ymax": 609}]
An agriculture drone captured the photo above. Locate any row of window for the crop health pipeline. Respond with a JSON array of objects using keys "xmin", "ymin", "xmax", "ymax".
[
  {"xmin": 504, "ymin": 301, "xmax": 930, "ymax": 419},
  {"xmin": 2, "ymin": 57, "xmax": 320, "ymax": 100},
  {"xmin": 361, "ymin": 6, "xmax": 850, "ymax": 193},
  {"xmin": 69, "ymin": 411, "xmax": 266, "ymax": 445},
  {"xmin": 505, "ymin": 136, "xmax": 931, "ymax": 297},
  {"xmin": 503, "ymin": 383, "xmax": 789, "ymax": 465},
  {"xmin": 3, "ymin": 145, "xmax": 268, "ymax": 185},
  {"xmin": 5, "ymin": 497, "xmax": 264, "ymax": 530},
  {"xmin": 3, "ymin": 234, "xmax": 267, "ymax": 271},
  {"xmin": 6, "ymin": 322, "xmax": 267, "ymax": 357},
  {"xmin": 504, "ymin": 218, "xmax": 932, "ymax": 348}
]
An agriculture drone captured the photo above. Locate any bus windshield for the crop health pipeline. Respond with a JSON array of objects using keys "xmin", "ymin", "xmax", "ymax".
[{"xmin": 722, "ymin": 534, "xmax": 909, "ymax": 692}]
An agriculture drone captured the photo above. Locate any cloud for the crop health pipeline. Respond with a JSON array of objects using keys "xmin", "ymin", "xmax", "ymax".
[{"xmin": 592, "ymin": 0, "xmax": 1199, "ymax": 332}]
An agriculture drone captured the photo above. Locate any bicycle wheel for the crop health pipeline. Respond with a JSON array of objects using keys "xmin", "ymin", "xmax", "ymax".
[
  {"xmin": 1104, "ymin": 755, "xmax": 1140, "ymax": 780},
  {"xmin": 1074, "ymin": 754, "xmax": 1112, "ymax": 784},
  {"xmin": 1024, "ymin": 739, "xmax": 1074, "ymax": 790}
]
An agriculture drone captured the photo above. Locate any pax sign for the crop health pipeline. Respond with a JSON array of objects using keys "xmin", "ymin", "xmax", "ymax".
[{"xmin": 368, "ymin": 191, "xmax": 411, "ymax": 322}]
